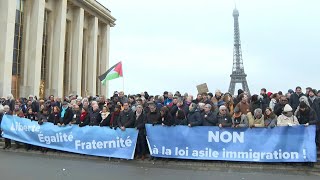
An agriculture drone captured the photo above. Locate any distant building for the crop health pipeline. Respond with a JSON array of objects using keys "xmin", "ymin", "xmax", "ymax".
[{"xmin": 0, "ymin": 0, "xmax": 116, "ymax": 99}]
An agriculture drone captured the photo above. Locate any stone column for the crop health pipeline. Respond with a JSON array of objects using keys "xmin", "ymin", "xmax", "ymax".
[
  {"xmin": 0, "ymin": 0, "xmax": 16, "ymax": 97},
  {"xmin": 70, "ymin": 7, "xmax": 84, "ymax": 96},
  {"xmin": 99, "ymin": 23, "xmax": 111, "ymax": 97},
  {"xmin": 86, "ymin": 16, "xmax": 98, "ymax": 96},
  {"xmin": 49, "ymin": 0, "xmax": 67, "ymax": 97},
  {"xmin": 20, "ymin": 0, "xmax": 45, "ymax": 97}
]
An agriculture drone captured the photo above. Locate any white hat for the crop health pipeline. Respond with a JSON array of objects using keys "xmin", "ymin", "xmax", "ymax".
[{"xmin": 283, "ymin": 104, "xmax": 293, "ymax": 112}]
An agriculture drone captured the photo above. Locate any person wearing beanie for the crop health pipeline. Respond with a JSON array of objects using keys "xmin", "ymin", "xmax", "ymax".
[
  {"xmin": 277, "ymin": 104, "xmax": 299, "ymax": 126},
  {"xmin": 247, "ymin": 108, "xmax": 264, "ymax": 128},
  {"xmin": 295, "ymin": 101, "xmax": 317, "ymax": 126}
]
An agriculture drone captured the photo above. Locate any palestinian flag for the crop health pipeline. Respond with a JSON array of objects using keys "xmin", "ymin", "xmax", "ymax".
[{"xmin": 98, "ymin": 61, "xmax": 123, "ymax": 85}]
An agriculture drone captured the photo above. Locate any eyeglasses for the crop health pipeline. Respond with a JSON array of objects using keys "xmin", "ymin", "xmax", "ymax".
[{"xmin": 220, "ymin": 109, "xmax": 227, "ymax": 111}]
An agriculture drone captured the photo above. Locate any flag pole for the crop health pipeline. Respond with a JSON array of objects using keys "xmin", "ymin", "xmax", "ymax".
[{"xmin": 122, "ymin": 76, "xmax": 125, "ymax": 92}]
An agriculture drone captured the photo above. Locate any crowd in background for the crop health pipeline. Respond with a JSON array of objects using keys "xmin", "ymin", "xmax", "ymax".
[{"xmin": 0, "ymin": 86, "xmax": 320, "ymax": 160}]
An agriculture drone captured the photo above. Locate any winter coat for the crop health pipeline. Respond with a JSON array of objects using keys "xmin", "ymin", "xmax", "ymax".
[
  {"xmin": 60, "ymin": 107, "xmax": 74, "ymax": 125},
  {"xmin": 175, "ymin": 118, "xmax": 188, "ymax": 126},
  {"xmin": 232, "ymin": 114, "xmax": 248, "ymax": 127},
  {"xmin": 295, "ymin": 107, "xmax": 318, "ymax": 125},
  {"xmin": 117, "ymin": 109, "xmax": 134, "ymax": 128},
  {"xmin": 274, "ymin": 103, "xmax": 286, "ymax": 116},
  {"xmin": 216, "ymin": 113, "xmax": 232, "ymax": 127},
  {"xmin": 289, "ymin": 93, "xmax": 305, "ymax": 112},
  {"xmin": 247, "ymin": 112, "xmax": 264, "ymax": 127},
  {"xmin": 187, "ymin": 111, "xmax": 202, "ymax": 127},
  {"xmin": 264, "ymin": 114, "xmax": 277, "ymax": 128},
  {"xmin": 250, "ymin": 100, "xmax": 264, "ymax": 114},
  {"xmin": 236, "ymin": 102, "xmax": 250, "ymax": 115},
  {"xmin": 134, "ymin": 113, "xmax": 146, "ymax": 135},
  {"xmin": 308, "ymin": 97, "xmax": 320, "ymax": 121},
  {"xmin": 99, "ymin": 113, "xmax": 111, "ymax": 127},
  {"xmin": 170, "ymin": 104, "xmax": 189, "ymax": 118},
  {"xmin": 146, "ymin": 111, "xmax": 161, "ymax": 125},
  {"xmin": 49, "ymin": 112, "xmax": 61, "ymax": 125},
  {"xmin": 201, "ymin": 111, "xmax": 217, "ymax": 126},
  {"xmin": 88, "ymin": 110, "xmax": 102, "ymax": 126},
  {"xmin": 277, "ymin": 114, "xmax": 299, "ymax": 126},
  {"xmin": 79, "ymin": 113, "xmax": 90, "ymax": 127},
  {"xmin": 161, "ymin": 113, "xmax": 174, "ymax": 126}
]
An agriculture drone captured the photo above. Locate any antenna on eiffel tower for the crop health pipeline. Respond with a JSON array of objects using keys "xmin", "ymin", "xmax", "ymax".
[{"xmin": 228, "ymin": 6, "xmax": 250, "ymax": 95}]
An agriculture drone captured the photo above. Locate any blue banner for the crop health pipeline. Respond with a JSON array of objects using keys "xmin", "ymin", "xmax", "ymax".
[
  {"xmin": 1, "ymin": 115, "xmax": 138, "ymax": 159},
  {"xmin": 146, "ymin": 124, "xmax": 317, "ymax": 162}
]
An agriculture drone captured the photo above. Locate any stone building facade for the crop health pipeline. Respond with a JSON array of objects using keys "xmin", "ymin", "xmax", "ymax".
[{"xmin": 0, "ymin": 0, "xmax": 116, "ymax": 99}]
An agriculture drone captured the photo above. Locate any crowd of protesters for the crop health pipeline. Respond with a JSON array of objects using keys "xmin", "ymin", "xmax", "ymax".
[{"xmin": 0, "ymin": 86, "xmax": 320, "ymax": 161}]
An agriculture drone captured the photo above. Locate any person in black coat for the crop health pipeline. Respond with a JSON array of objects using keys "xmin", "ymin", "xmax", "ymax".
[
  {"xmin": 49, "ymin": 106, "xmax": 61, "ymax": 125},
  {"xmin": 216, "ymin": 105, "xmax": 232, "ymax": 127},
  {"xmin": 58, "ymin": 102, "xmax": 74, "ymax": 126},
  {"xmin": 99, "ymin": 106, "xmax": 112, "ymax": 127},
  {"xmin": 274, "ymin": 96, "xmax": 289, "ymax": 116},
  {"xmin": 79, "ymin": 107, "xmax": 90, "ymax": 127},
  {"xmin": 187, "ymin": 103, "xmax": 202, "ymax": 127},
  {"xmin": 289, "ymin": 86, "xmax": 305, "ymax": 112},
  {"xmin": 146, "ymin": 102, "xmax": 161, "ymax": 125},
  {"xmin": 295, "ymin": 101, "xmax": 318, "ymax": 125},
  {"xmin": 170, "ymin": 98, "xmax": 189, "ymax": 118},
  {"xmin": 201, "ymin": 104, "xmax": 217, "ymax": 126},
  {"xmin": 134, "ymin": 105, "xmax": 147, "ymax": 160},
  {"xmin": 160, "ymin": 106, "xmax": 173, "ymax": 126},
  {"xmin": 174, "ymin": 110, "xmax": 187, "ymax": 125},
  {"xmin": 88, "ymin": 104, "xmax": 102, "ymax": 126},
  {"xmin": 37, "ymin": 108, "xmax": 50, "ymax": 125},
  {"xmin": 118, "ymin": 102, "xmax": 134, "ymax": 130}
]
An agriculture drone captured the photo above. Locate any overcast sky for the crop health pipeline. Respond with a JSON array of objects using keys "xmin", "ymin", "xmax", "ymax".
[{"xmin": 98, "ymin": 0, "xmax": 320, "ymax": 97}]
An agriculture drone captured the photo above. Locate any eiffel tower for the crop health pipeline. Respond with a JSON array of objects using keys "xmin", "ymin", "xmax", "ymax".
[{"xmin": 228, "ymin": 8, "xmax": 250, "ymax": 95}]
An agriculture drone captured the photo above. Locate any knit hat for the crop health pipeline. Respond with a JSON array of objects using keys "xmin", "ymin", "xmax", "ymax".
[
  {"xmin": 267, "ymin": 92, "xmax": 273, "ymax": 98},
  {"xmin": 283, "ymin": 104, "xmax": 293, "ymax": 112}
]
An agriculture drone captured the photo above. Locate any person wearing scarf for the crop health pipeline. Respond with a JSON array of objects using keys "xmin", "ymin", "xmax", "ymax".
[
  {"xmin": 79, "ymin": 107, "xmax": 89, "ymax": 127},
  {"xmin": 99, "ymin": 106, "xmax": 111, "ymax": 127},
  {"xmin": 110, "ymin": 105, "xmax": 121, "ymax": 129},
  {"xmin": 134, "ymin": 105, "xmax": 147, "ymax": 160},
  {"xmin": 263, "ymin": 107, "xmax": 277, "ymax": 128}
]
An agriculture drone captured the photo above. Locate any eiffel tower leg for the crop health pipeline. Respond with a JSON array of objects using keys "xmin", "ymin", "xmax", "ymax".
[
  {"xmin": 242, "ymin": 79, "xmax": 250, "ymax": 95},
  {"xmin": 229, "ymin": 79, "xmax": 236, "ymax": 95}
]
